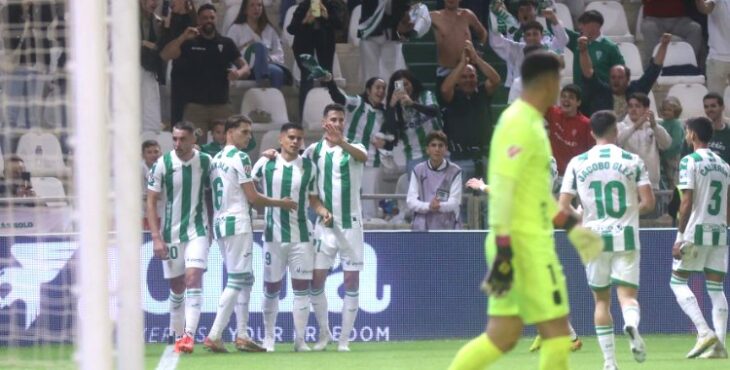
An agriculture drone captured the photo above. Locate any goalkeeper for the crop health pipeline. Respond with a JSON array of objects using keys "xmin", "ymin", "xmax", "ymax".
[{"xmin": 449, "ymin": 51, "xmax": 602, "ymax": 370}]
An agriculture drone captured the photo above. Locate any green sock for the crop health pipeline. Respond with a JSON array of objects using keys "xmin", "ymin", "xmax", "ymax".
[
  {"xmin": 539, "ymin": 336, "xmax": 572, "ymax": 370},
  {"xmin": 448, "ymin": 334, "xmax": 503, "ymax": 370}
]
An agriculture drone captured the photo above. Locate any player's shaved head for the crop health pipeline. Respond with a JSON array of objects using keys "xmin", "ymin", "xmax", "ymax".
[
  {"xmin": 686, "ymin": 117, "xmax": 713, "ymax": 144},
  {"xmin": 590, "ymin": 110, "xmax": 617, "ymax": 138}
]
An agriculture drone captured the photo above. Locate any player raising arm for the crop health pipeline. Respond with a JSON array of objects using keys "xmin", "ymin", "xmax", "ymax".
[
  {"xmin": 203, "ymin": 116, "xmax": 296, "ymax": 353},
  {"xmin": 559, "ymin": 110, "xmax": 655, "ymax": 370},
  {"xmin": 449, "ymin": 51, "xmax": 601, "ymax": 370},
  {"xmin": 670, "ymin": 117, "xmax": 730, "ymax": 359}
]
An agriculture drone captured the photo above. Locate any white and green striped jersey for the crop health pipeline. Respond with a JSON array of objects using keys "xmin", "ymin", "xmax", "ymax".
[
  {"xmin": 252, "ymin": 155, "xmax": 316, "ymax": 243},
  {"xmin": 561, "ymin": 144, "xmax": 650, "ymax": 252},
  {"xmin": 148, "ymin": 149, "xmax": 211, "ymax": 244},
  {"xmin": 401, "ymin": 90, "xmax": 443, "ymax": 162},
  {"xmin": 304, "ymin": 139, "xmax": 366, "ymax": 229},
  {"xmin": 550, "ymin": 156, "xmax": 559, "ymax": 195},
  {"xmin": 344, "ymin": 94, "xmax": 384, "ymax": 168},
  {"xmin": 678, "ymin": 148, "xmax": 730, "ymax": 247},
  {"xmin": 209, "ymin": 145, "xmax": 254, "ymax": 239}
]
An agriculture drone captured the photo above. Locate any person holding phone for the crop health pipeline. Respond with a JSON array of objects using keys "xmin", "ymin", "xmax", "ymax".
[
  {"xmin": 0, "ymin": 156, "xmax": 35, "ymax": 198},
  {"xmin": 160, "ymin": 3, "xmax": 251, "ymax": 144},
  {"xmin": 406, "ymin": 131, "xmax": 462, "ymax": 231},
  {"xmin": 382, "ymin": 69, "xmax": 443, "ymax": 175}
]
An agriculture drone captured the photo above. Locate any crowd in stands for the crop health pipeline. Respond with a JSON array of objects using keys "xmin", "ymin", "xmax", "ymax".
[{"xmin": 1, "ymin": 0, "xmax": 730, "ymax": 231}]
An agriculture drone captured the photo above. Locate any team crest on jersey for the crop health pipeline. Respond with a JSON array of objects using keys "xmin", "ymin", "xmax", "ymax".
[
  {"xmin": 595, "ymin": 51, "xmax": 603, "ymax": 60},
  {"xmin": 218, "ymin": 44, "xmax": 223, "ymax": 53},
  {"xmin": 243, "ymin": 165, "xmax": 252, "ymax": 176},
  {"xmin": 507, "ymin": 145, "xmax": 522, "ymax": 158}
]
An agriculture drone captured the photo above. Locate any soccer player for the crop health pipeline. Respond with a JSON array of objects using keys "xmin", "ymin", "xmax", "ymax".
[
  {"xmin": 202, "ymin": 115, "xmax": 296, "ymax": 353},
  {"xmin": 305, "ymin": 103, "xmax": 368, "ymax": 352},
  {"xmin": 670, "ymin": 116, "xmax": 730, "ymax": 359},
  {"xmin": 448, "ymin": 51, "xmax": 601, "ymax": 370},
  {"xmin": 559, "ymin": 110, "xmax": 656, "ymax": 369},
  {"xmin": 252, "ymin": 123, "xmax": 320, "ymax": 352},
  {"xmin": 147, "ymin": 121, "xmax": 212, "ymax": 353}
]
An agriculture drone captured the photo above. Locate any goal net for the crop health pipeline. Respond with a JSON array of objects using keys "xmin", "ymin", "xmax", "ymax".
[{"xmin": 0, "ymin": 0, "xmax": 143, "ymax": 369}]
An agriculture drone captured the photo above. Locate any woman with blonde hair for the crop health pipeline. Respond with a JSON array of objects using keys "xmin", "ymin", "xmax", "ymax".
[{"xmin": 659, "ymin": 96, "xmax": 685, "ymax": 189}]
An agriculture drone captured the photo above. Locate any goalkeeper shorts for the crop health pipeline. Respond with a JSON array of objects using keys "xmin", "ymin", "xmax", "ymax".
[{"xmin": 485, "ymin": 232, "xmax": 570, "ymax": 324}]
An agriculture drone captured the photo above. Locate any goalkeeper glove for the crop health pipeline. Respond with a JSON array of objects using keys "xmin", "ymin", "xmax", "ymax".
[
  {"xmin": 554, "ymin": 210, "xmax": 602, "ymax": 264},
  {"xmin": 482, "ymin": 236, "xmax": 514, "ymax": 297}
]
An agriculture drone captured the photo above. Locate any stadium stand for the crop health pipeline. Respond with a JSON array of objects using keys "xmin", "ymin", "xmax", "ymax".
[
  {"xmin": 15, "ymin": 131, "xmax": 66, "ymax": 178},
  {"xmin": 654, "ymin": 41, "xmax": 705, "ymax": 85},
  {"xmin": 301, "ymin": 87, "xmax": 334, "ymax": 131},
  {"xmin": 617, "ymin": 42, "xmax": 643, "ymax": 81},
  {"xmin": 30, "ymin": 176, "xmax": 66, "ymax": 207},
  {"xmin": 667, "ymin": 83, "xmax": 709, "ymax": 121},
  {"xmin": 240, "ymin": 88, "xmax": 290, "ymax": 125},
  {"xmin": 585, "ymin": 1, "xmax": 634, "ymax": 43}
]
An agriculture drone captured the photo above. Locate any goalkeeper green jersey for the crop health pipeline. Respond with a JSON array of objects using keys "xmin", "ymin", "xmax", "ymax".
[{"xmin": 487, "ymin": 99, "xmax": 557, "ymax": 237}]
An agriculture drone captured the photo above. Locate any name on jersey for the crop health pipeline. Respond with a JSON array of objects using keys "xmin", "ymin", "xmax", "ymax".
[
  {"xmin": 699, "ymin": 163, "xmax": 729, "ymax": 177},
  {"xmin": 210, "ymin": 161, "xmax": 230, "ymax": 173},
  {"xmin": 577, "ymin": 162, "xmax": 635, "ymax": 182}
]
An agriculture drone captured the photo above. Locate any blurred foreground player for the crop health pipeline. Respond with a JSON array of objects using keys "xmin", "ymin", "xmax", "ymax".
[{"xmin": 448, "ymin": 51, "xmax": 602, "ymax": 370}]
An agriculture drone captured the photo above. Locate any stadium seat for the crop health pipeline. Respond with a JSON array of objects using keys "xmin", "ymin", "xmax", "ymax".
[
  {"xmin": 302, "ymin": 87, "xmax": 335, "ymax": 131},
  {"xmin": 291, "ymin": 53, "xmax": 346, "ymax": 88},
  {"xmin": 257, "ymin": 130, "xmax": 281, "ymax": 158},
  {"xmin": 16, "ymin": 131, "xmax": 67, "ymax": 177},
  {"xmin": 220, "ymin": 0, "xmax": 242, "ymax": 35},
  {"xmin": 653, "ymin": 41, "xmax": 705, "ymax": 85},
  {"xmin": 240, "ymin": 88, "xmax": 289, "ymax": 125},
  {"xmin": 560, "ymin": 48, "xmax": 574, "ymax": 85},
  {"xmin": 585, "ymin": 1, "xmax": 634, "ymax": 43},
  {"xmin": 349, "ymin": 5, "xmax": 361, "ymax": 46},
  {"xmin": 141, "ymin": 130, "xmax": 158, "ymax": 144},
  {"xmin": 617, "ymin": 42, "xmax": 643, "ymax": 81},
  {"xmin": 31, "ymin": 176, "xmax": 67, "ymax": 206},
  {"xmin": 157, "ymin": 131, "xmax": 174, "ymax": 154},
  {"xmin": 554, "ymin": 3, "xmax": 573, "ymax": 30},
  {"xmin": 667, "ymin": 83, "xmax": 708, "ymax": 120},
  {"xmin": 725, "ymin": 86, "xmax": 730, "ymax": 117},
  {"xmin": 281, "ymin": 5, "xmax": 296, "ymax": 47},
  {"xmin": 648, "ymin": 91, "xmax": 659, "ymax": 119}
]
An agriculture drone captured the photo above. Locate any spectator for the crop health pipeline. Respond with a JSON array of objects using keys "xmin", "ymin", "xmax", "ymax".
[
  {"xmin": 489, "ymin": 8, "xmax": 567, "ymax": 87},
  {"xmin": 546, "ymin": 84, "xmax": 593, "ymax": 175},
  {"xmin": 287, "ymin": 0, "xmax": 344, "ymax": 116},
  {"xmin": 658, "ymin": 97, "xmax": 684, "ymax": 190},
  {"xmin": 0, "ymin": 156, "xmax": 35, "ymax": 198},
  {"xmin": 506, "ymin": 44, "xmax": 542, "ymax": 103},
  {"xmin": 140, "ymin": 0, "xmax": 164, "ymax": 133},
  {"xmin": 406, "ymin": 131, "xmax": 462, "ymax": 231},
  {"xmin": 491, "ymin": 0, "xmax": 554, "ymax": 43},
  {"xmin": 382, "ymin": 69, "xmax": 443, "ymax": 174},
  {"xmin": 440, "ymin": 41, "xmax": 501, "ymax": 181},
  {"xmin": 696, "ymin": 0, "xmax": 730, "ymax": 94},
  {"xmin": 360, "ymin": 0, "xmax": 431, "ymax": 82},
  {"xmin": 161, "ymin": 4, "xmax": 251, "ymax": 144},
  {"xmin": 200, "ymin": 119, "xmax": 226, "ymax": 157},
  {"xmin": 227, "ymin": 0, "xmax": 290, "ymax": 89},
  {"xmin": 556, "ymin": 0, "xmax": 584, "ymax": 25},
  {"xmin": 1, "ymin": 0, "xmax": 56, "ymax": 128},
  {"xmin": 142, "ymin": 140, "xmax": 162, "ymax": 229},
  {"xmin": 563, "ymin": 10, "xmax": 625, "ymax": 87},
  {"xmin": 617, "ymin": 93, "xmax": 672, "ymax": 189},
  {"xmin": 704, "ymin": 92, "xmax": 730, "ymax": 163},
  {"xmin": 430, "ymin": 0, "xmax": 487, "ymax": 74},
  {"xmin": 437, "ymin": 0, "xmax": 490, "ymax": 26},
  {"xmin": 158, "ymin": 0, "xmax": 197, "ymax": 125},
  {"xmin": 578, "ymin": 33, "xmax": 671, "ymax": 118},
  {"xmin": 640, "ymin": 0, "xmax": 702, "ymax": 66}
]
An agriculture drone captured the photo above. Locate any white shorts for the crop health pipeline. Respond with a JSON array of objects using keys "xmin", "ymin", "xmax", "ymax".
[
  {"xmin": 586, "ymin": 250, "xmax": 640, "ymax": 290},
  {"xmin": 673, "ymin": 245, "xmax": 729, "ymax": 275},
  {"xmin": 313, "ymin": 225, "xmax": 364, "ymax": 271},
  {"xmin": 263, "ymin": 241, "xmax": 315, "ymax": 282},
  {"xmin": 162, "ymin": 236, "xmax": 210, "ymax": 279},
  {"xmin": 217, "ymin": 232, "xmax": 253, "ymax": 274}
]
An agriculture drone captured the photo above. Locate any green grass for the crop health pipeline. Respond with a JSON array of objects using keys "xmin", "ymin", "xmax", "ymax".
[{"xmin": 1, "ymin": 336, "xmax": 727, "ymax": 369}]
